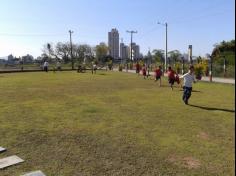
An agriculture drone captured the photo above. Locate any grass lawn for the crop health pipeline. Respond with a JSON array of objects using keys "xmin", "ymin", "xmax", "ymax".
[{"xmin": 0, "ymin": 71, "xmax": 234, "ymax": 176}]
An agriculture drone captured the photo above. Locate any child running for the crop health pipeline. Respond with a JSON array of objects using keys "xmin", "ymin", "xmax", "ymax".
[
  {"xmin": 154, "ymin": 65, "xmax": 162, "ymax": 86},
  {"xmin": 142, "ymin": 64, "xmax": 147, "ymax": 79},
  {"xmin": 180, "ymin": 65, "xmax": 196, "ymax": 105},
  {"xmin": 167, "ymin": 66, "xmax": 176, "ymax": 90},
  {"xmin": 135, "ymin": 62, "xmax": 140, "ymax": 75}
]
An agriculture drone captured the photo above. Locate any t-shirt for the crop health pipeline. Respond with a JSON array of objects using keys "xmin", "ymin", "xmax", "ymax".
[
  {"xmin": 155, "ymin": 69, "xmax": 162, "ymax": 77},
  {"xmin": 43, "ymin": 62, "xmax": 49, "ymax": 67},
  {"xmin": 142, "ymin": 68, "xmax": 146, "ymax": 73},
  {"xmin": 180, "ymin": 72, "xmax": 195, "ymax": 87},
  {"xmin": 167, "ymin": 70, "xmax": 175, "ymax": 79}
]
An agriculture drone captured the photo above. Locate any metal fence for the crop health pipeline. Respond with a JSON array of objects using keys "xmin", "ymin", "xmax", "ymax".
[{"xmin": 0, "ymin": 60, "xmax": 235, "ymax": 78}]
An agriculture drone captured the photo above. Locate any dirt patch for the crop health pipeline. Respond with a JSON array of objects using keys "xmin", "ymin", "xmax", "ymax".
[
  {"xmin": 197, "ymin": 132, "xmax": 209, "ymax": 140},
  {"xmin": 166, "ymin": 154, "xmax": 178, "ymax": 163},
  {"xmin": 182, "ymin": 157, "xmax": 201, "ymax": 169},
  {"xmin": 167, "ymin": 155, "xmax": 201, "ymax": 169}
]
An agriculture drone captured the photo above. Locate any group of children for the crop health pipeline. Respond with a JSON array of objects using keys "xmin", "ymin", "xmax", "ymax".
[{"xmin": 136, "ymin": 63, "xmax": 196, "ymax": 105}]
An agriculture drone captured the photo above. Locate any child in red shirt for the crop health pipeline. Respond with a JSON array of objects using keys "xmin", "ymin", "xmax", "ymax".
[
  {"xmin": 154, "ymin": 65, "xmax": 162, "ymax": 86},
  {"xmin": 167, "ymin": 66, "xmax": 176, "ymax": 90},
  {"xmin": 135, "ymin": 62, "xmax": 140, "ymax": 75},
  {"xmin": 142, "ymin": 65, "xmax": 147, "ymax": 79}
]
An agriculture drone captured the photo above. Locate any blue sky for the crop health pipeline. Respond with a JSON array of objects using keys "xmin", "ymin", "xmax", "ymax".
[{"xmin": 0, "ymin": 0, "xmax": 235, "ymax": 58}]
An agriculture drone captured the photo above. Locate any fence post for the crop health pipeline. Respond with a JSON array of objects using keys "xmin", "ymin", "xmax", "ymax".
[
  {"xmin": 209, "ymin": 56, "xmax": 213, "ymax": 82},
  {"xmin": 223, "ymin": 56, "xmax": 226, "ymax": 77}
]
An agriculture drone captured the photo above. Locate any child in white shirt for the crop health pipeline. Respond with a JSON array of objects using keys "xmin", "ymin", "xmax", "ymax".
[{"xmin": 180, "ymin": 65, "xmax": 196, "ymax": 104}]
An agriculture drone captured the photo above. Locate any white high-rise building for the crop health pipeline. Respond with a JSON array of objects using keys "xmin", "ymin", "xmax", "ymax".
[
  {"xmin": 120, "ymin": 43, "xmax": 129, "ymax": 61},
  {"xmin": 108, "ymin": 28, "xmax": 119, "ymax": 60},
  {"xmin": 129, "ymin": 43, "xmax": 140, "ymax": 60}
]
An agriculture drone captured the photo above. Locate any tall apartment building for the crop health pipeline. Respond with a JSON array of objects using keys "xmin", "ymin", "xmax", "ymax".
[
  {"xmin": 108, "ymin": 28, "xmax": 119, "ymax": 60},
  {"xmin": 129, "ymin": 43, "xmax": 140, "ymax": 60},
  {"xmin": 120, "ymin": 42, "xmax": 129, "ymax": 61}
]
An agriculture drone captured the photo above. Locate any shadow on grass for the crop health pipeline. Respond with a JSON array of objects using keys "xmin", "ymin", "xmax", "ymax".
[
  {"xmin": 188, "ymin": 104, "xmax": 235, "ymax": 113},
  {"xmin": 179, "ymin": 89, "xmax": 201, "ymax": 93},
  {"xmin": 97, "ymin": 73, "xmax": 107, "ymax": 76}
]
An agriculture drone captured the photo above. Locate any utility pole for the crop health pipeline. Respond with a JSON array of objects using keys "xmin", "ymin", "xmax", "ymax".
[
  {"xmin": 126, "ymin": 30, "xmax": 137, "ymax": 62},
  {"xmin": 69, "ymin": 30, "xmax": 74, "ymax": 70},
  {"xmin": 165, "ymin": 23, "xmax": 168, "ymax": 71}
]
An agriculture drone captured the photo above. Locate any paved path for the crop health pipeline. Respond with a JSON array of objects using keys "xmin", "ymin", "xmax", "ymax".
[{"xmin": 113, "ymin": 69, "xmax": 235, "ymax": 84}]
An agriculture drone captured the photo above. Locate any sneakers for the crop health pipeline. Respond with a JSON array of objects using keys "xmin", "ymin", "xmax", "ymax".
[{"xmin": 184, "ymin": 98, "xmax": 188, "ymax": 105}]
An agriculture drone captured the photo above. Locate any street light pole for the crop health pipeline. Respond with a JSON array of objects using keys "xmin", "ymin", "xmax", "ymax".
[
  {"xmin": 158, "ymin": 22, "xmax": 168, "ymax": 72},
  {"xmin": 69, "ymin": 30, "xmax": 74, "ymax": 70},
  {"xmin": 126, "ymin": 30, "xmax": 137, "ymax": 62},
  {"xmin": 165, "ymin": 23, "xmax": 168, "ymax": 72}
]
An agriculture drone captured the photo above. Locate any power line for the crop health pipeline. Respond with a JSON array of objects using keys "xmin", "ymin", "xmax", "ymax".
[{"xmin": 0, "ymin": 33, "xmax": 66, "ymax": 37}]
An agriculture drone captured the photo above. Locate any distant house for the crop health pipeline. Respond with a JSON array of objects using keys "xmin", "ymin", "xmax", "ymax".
[
  {"xmin": 22, "ymin": 54, "xmax": 34, "ymax": 64},
  {"xmin": 7, "ymin": 54, "xmax": 15, "ymax": 64}
]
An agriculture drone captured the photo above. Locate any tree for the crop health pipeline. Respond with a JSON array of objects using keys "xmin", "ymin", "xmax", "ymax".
[
  {"xmin": 74, "ymin": 44, "xmax": 93, "ymax": 64},
  {"xmin": 152, "ymin": 49, "xmax": 164, "ymax": 63},
  {"xmin": 211, "ymin": 39, "xmax": 235, "ymax": 65},
  {"xmin": 168, "ymin": 50, "xmax": 181, "ymax": 65},
  {"xmin": 41, "ymin": 42, "xmax": 61, "ymax": 63},
  {"xmin": 55, "ymin": 42, "xmax": 70, "ymax": 63},
  {"xmin": 95, "ymin": 43, "xmax": 108, "ymax": 63}
]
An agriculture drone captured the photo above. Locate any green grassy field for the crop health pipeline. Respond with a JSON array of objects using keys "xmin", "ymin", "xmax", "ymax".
[{"xmin": 0, "ymin": 71, "xmax": 234, "ymax": 176}]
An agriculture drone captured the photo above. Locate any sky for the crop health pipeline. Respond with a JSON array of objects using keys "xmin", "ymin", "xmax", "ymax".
[{"xmin": 0, "ymin": 0, "xmax": 235, "ymax": 58}]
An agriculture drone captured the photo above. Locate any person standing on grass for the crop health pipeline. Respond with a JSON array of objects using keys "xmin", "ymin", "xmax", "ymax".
[
  {"xmin": 180, "ymin": 65, "xmax": 196, "ymax": 105},
  {"xmin": 167, "ymin": 66, "xmax": 176, "ymax": 90},
  {"xmin": 135, "ymin": 62, "xmax": 140, "ymax": 75},
  {"xmin": 92, "ymin": 63, "xmax": 97, "ymax": 74},
  {"xmin": 142, "ymin": 64, "xmax": 147, "ymax": 79},
  {"xmin": 43, "ymin": 60, "xmax": 49, "ymax": 72},
  {"xmin": 147, "ymin": 64, "xmax": 151, "ymax": 78},
  {"xmin": 56, "ymin": 61, "xmax": 61, "ymax": 71},
  {"xmin": 154, "ymin": 65, "xmax": 162, "ymax": 86}
]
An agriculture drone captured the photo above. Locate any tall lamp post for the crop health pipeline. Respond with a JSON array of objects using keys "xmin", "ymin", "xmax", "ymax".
[{"xmin": 158, "ymin": 22, "xmax": 168, "ymax": 72}]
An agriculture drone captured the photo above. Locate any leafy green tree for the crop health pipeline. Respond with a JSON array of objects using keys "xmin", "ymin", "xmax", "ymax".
[
  {"xmin": 212, "ymin": 40, "xmax": 235, "ymax": 65},
  {"xmin": 152, "ymin": 49, "xmax": 164, "ymax": 63},
  {"xmin": 74, "ymin": 44, "xmax": 92, "ymax": 64},
  {"xmin": 95, "ymin": 43, "xmax": 108, "ymax": 63},
  {"xmin": 55, "ymin": 42, "xmax": 70, "ymax": 63},
  {"xmin": 168, "ymin": 50, "xmax": 181, "ymax": 66}
]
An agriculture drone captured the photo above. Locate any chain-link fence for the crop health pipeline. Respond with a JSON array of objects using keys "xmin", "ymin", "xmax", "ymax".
[
  {"xmin": 0, "ymin": 59, "xmax": 235, "ymax": 78},
  {"xmin": 114, "ymin": 61, "xmax": 235, "ymax": 79}
]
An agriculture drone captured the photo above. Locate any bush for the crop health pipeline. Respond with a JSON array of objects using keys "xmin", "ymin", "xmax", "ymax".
[
  {"xmin": 175, "ymin": 63, "xmax": 181, "ymax": 74},
  {"xmin": 118, "ymin": 64, "xmax": 123, "ymax": 71},
  {"xmin": 194, "ymin": 63, "xmax": 204, "ymax": 80}
]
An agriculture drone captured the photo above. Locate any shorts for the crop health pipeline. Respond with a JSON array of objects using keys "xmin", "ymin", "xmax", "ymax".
[
  {"xmin": 168, "ymin": 78, "xmax": 175, "ymax": 85},
  {"xmin": 156, "ymin": 75, "xmax": 161, "ymax": 80}
]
